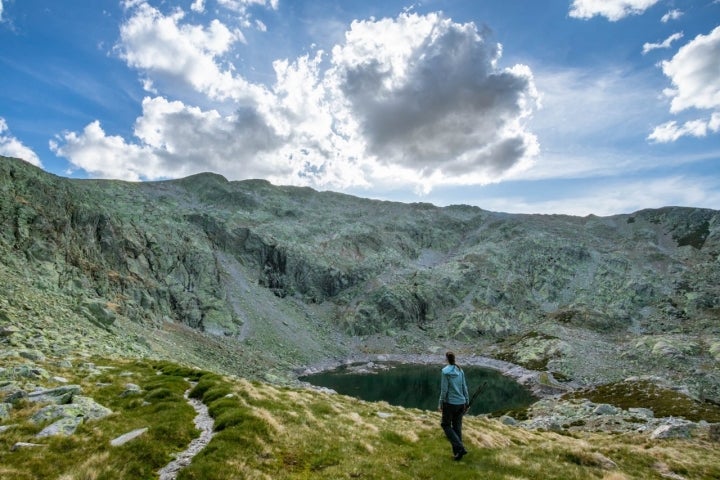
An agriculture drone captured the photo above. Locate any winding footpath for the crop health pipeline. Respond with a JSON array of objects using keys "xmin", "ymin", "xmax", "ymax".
[{"xmin": 158, "ymin": 385, "xmax": 215, "ymax": 480}]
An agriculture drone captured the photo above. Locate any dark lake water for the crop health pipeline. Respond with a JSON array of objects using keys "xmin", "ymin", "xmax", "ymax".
[{"xmin": 300, "ymin": 363, "xmax": 537, "ymax": 415}]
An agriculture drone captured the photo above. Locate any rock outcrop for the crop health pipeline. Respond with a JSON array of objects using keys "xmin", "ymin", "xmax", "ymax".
[{"xmin": 1, "ymin": 156, "xmax": 719, "ymax": 401}]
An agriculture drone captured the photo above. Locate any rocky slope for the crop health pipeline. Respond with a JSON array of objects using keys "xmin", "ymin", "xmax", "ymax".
[{"xmin": 1, "ymin": 156, "xmax": 718, "ymax": 401}]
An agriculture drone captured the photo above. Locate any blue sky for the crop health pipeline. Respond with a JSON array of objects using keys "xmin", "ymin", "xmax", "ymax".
[{"xmin": 1, "ymin": 0, "xmax": 719, "ymax": 216}]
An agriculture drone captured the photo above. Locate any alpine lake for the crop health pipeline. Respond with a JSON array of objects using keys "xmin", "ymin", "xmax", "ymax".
[{"xmin": 300, "ymin": 363, "xmax": 537, "ymax": 415}]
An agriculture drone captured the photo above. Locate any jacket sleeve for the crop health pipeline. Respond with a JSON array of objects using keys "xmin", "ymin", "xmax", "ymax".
[{"xmin": 439, "ymin": 372, "xmax": 448, "ymax": 408}]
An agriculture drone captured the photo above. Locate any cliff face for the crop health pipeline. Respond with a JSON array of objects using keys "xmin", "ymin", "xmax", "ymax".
[{"xmin": 1, "ymin": 156, "xmax": 718, "ymax": 396}]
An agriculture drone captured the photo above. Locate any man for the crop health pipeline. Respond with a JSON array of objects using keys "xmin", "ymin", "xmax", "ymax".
[{"xmin": 438, "ymin": 351, "xmax": 469, "ymax": 461}]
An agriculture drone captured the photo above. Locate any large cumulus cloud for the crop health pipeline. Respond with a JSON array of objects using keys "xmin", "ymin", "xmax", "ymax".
[
  {"xmin": 50, "ymin": 97, "xmax": 285, "ymax": 181},
  {"xmin": 135, "ymin": 96, "xmax": 286, "ymax": 177},
  {"xmin": 52, "ymin": 5, "xmax": 539, "ymax": 192},
  {"xmin": 327, "ymin": 13, "xmax": 539, "ymax": 181}
]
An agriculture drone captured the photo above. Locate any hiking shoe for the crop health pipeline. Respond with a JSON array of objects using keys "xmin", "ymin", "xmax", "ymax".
[{"xmin": 453, "ymin": 449, "xmax": 468, "ymax": 461}]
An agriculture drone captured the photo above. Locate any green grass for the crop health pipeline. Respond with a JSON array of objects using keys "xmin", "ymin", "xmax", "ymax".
[
  {"xmin": 2, "ymin": 357, "xmax": 719, "ymax": 480},
  {"xmin": 0, "ymin": 358, "xmax": 212, "ymax": 479},
  {"xmin": 176, "ymin": 375, "xmax": 720, "ymax": 480}
]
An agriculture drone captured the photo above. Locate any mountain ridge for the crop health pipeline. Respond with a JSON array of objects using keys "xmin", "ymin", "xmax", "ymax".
[{"xmin": 1, "ymin": 156, "xmax": 718, "ymax": 400}]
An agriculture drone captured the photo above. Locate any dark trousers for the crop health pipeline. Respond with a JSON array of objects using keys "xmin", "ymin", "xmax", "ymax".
[{"xmin": 441, "ymin": 402, "xmax": 466, "ymax": 454}]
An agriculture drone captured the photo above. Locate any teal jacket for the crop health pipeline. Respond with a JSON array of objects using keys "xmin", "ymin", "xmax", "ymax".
[{"xmin": 439, "ymin": 364, "xmax": 469, "ymax": 408}]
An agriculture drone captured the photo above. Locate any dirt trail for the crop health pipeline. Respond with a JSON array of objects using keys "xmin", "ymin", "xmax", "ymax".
[{"xmin": 158, "ymin": 385, "xmax": 215, "ymax": 480}]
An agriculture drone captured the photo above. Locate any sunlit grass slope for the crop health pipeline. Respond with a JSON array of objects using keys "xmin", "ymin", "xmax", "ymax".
[
  {"xmin": 183, "ymin": 377, "xmax": 719, "ymax": 480},
  {"xmin": 1, "ymin": 358, "xmax": 718, "ymax": 479}
]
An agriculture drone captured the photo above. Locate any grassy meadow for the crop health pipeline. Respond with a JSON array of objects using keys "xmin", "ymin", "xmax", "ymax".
[{"xmin": 1, "ymin": 358, "xmax": 719, "ymax": 479}]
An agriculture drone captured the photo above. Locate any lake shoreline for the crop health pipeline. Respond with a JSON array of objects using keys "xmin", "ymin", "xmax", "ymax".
[{"xmin": 296, "ymin": 353, "xmax": 574, "ymax": 399}]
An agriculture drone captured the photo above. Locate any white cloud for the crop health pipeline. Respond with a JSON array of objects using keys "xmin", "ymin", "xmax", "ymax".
[
  {"xmin": 116, "ymin": 1, "xmax": 263, "ymax": 102},
  {"xmin": 141, "ymin": 77, "xmax": 157, "ymax": 93},
  {"xmin": 52, "ymin": 56, "xmax": 367, "ymax": 188},
  {"xmin": 50, "ymin": 121, "xmax": 158, "ymax": 181},
  {"xmin": 0, "ymin": 118, "xmax": 42, "ymax": 167},
  {"xmin": 56, "ymin": 11, "xmax": 540, "ymax": 194},
  {"xmin": 648, "ymin": 119, "xmax": 709, "ymax": 142},
  {"xmin": 217, "ymin": 0, "xmax": 279, "ymax": 13},
  {"xmin": 0, "ymin": 0, "xmax": 4, "ymax": 22},
  {"xmin": 216, "ymin": 0, "xmax": 278, "ymax": 25},
  {"xmin": 190, "ymin": 0, "xmax": 205, "ymax": 13},
  {"xmin": 648, "ymin": 114, "xmax": 720, "ymax": 143},
  {"xmin": 642, "ymin": 32, "xmax": 683, "ymax": 54},
  {"xmin": 326, "ymin": 13, "xmax": 539, "ymax": 187},
  {"xmin": 661, "ymin": 9, "xmax": 683, "ymax": 23},
  {"xmin": 134, "ymin": 96, "xmax": 285, "ymax": 177},
  {"xmin": 660, "ymin": 26, "xmax": 720, "ymax": 113},
  {"xmin": 122, "ymin": 0, "xmax": 145, "ymax": 9},
  {"xmin": 569, "ymin": 0, "xmax": 660, "ymax": 21},
  {"xmin": 710, "ymin": 112, "xmax": 720, "ymax": 132},
  {"xmin": 650, "ymin": 26, "xmax": 720, "ymax": 142},
  {"xmin": 51, "ymin": 97, "xmax": 286, "ymax": 182}
]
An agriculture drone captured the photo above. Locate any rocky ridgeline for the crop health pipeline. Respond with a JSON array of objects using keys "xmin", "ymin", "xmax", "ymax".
[{"xmin": 1, "ymin": 156, "xmax": 719, "ymax": 405}]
